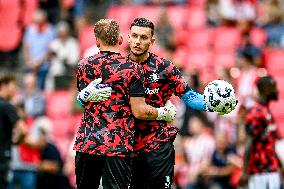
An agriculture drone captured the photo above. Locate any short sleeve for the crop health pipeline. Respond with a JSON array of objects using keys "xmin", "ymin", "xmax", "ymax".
[
  {"xmin": 164, "ymin": 60, "xmax": 191, "ymax": 97},
  {"xmin": 76, "ymin": 58, "xmax": 89, "ymax": 92},
  {"xmin": 129, "ymin": 64, "xmax": 145, "ymax": 97}
]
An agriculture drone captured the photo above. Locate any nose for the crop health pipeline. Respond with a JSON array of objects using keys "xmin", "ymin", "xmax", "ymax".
[{"xmin": 134, "ymin": 37, "xmax": 140, "ymax": 45}]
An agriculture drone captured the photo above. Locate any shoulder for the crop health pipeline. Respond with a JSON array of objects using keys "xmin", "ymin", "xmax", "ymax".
[
  {"xmin": 246, "ymin": 102, "xmax": 266, "ymax": 121},
  {"xmin": 78, "ymin": 54, "xmax": 101, "ymax": 67},
  {"xmin": 150, "ymin": 53, "xmax": 172, "ymax": 67},
  {"xmin": 0, "ymin": 99, "xmax": 13, "ymax": 109},
  {"xmin": 0, "ymin": 99, "xmax": 17, "ymax": 115}
]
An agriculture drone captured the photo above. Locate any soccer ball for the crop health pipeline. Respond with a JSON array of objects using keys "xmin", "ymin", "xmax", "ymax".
[{"xmin": 204, "ymin": 80, "xmax": 237, "ymax": 115}]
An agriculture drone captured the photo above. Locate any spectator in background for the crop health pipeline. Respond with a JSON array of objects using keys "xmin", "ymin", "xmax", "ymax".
[
  {"xmin": 237, "ymin": 32, "xmax": 262, "ymax": 67},
  {"xmin": 36, "ymin": 122, "xmax": 71, "ymax": 189},
  {"xmin": 155, "ymin": 8, "xmax": 175, "ymax": 51},
  {"xmin": 46, "ymin": 21, "xmax": 79, "ymax": 91},
  {"xmin": 0, "ymin": 72, "xmax": 26, "ymax": 189},
  {"xmin": 23, "ymin": 9, "xmax": 56, "ymax": 90},
  {"xmin": 183, "ymin": 115, "xmax": 215, "ymax": 189},
  {"xmin": 236, "ymin": 52, "xmax": 259, "ymax": 109},
  {"xmin": 201, "ymin": 132, "xmax": 237, "ymax": 189},
  {"xmin": 8, "ymin": 103, "xmax": 40, "ymax": 189},
  {"xmin": 39, "ymin": 0, "xmax": 61, "ymax": 25},
  {"xmin": 18, "ymin": 73, "xmax": 46, "ymax": 118},
  {"xmin": 206, "ymin": 0, "xmax": 222, "ymax": 26},
  {"xmin": 264, "ymin": 6, "xmax": 284, "ymax": 47}
]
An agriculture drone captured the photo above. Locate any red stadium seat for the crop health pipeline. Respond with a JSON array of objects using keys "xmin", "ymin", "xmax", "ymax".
[
  {"xmin": 274, "ymin": 76, "xmax": 284, "ymax": 98},
  {"xmin": 263, "ymin": 49, "xmax": 284, "ymax": 75},
  {"xmin": 188, "ymin": 0, "xmax": 207, "ymax": 8},
  {"xmin": 46, "ymin": 90, "xmax": 72, "ymax": 119},
  {"xmin": 167, "ymin": 6, "xmax": 187, "ymax": 31},
  {"xmin": 0, "ymin": 0, "xmax": 25, "ymax": 51},
  {"xmin": 22, "ymin": 0, "xmax": 38, "ymax": 26},
  {"xmin": 250, "ymin": 27, "xmax": 267, "ymax": 47},
  {"xmin": 51, "ymin": 117, "xmax": 71, "ymax": 138},
  {"xmin": 270, "ymin": 100, "xmax": 284, "ymax": 120},
  {"xmin": 106, "ymin": 5, "xmax": 136, "ymax": 31},
  {"xmin": 69, "ymin": 113, "xmax": 82, "ymax": 135},
  {"xmin": 184, "ymin": 51, "xmax": 211, "ymax": 73},
  {"xmin": 186, "ymin": 29, "xmax": 210, "ymax": 51},
  {"xmin": 185, "ymin": 7, "xmax": 206, "ymax": 30},
  {"xmin": 78, "ymin": 25, "xmax": 96, "ymax": 56},
  {"xmin": 212, "ymin": 51, "xmax": 236, "ymax": 68},
  {"xmin": 212, "ymin": 27, "xmax": 241, "ymax": 53},
  {"xmin": 134, "ymin": 6, "xmax": 160, "ymax": 24},
  {"xmin": 276, "ymin": 121, "xmax": 284, "ymax": 139}
]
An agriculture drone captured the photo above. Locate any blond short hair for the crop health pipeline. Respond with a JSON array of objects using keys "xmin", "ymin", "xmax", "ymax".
[{"xmin": 94, "ymin": 19, "xmax": 120, "ymax": 46}]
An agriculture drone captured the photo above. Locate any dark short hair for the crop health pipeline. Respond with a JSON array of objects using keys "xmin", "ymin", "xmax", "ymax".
[
  {"xmin": 94, "ymin": 19, "xmax": 120, "ymax": 46},
  {"xmin": 130, "ymin": 18, "xmax": 155, "ymax": 36},
  {"xmin": 0, "ymin": 71, "xmax": 16, "ymax": 87},
  {"xmin": 256, "ymin": 76, "xmax": 275, "ymax": 92}
]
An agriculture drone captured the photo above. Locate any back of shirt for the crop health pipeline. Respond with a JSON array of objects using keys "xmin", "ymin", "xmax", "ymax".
[
  {"xmin": 0, "ymin": 97, "xmax": 19, "ymax": 167},
  {"xmin": 245, "ymin": 101, "xmax": 279, "ymax": 174},
  {"xmin": 74, "ymin": 52, "xmax": 144, "ymax": 157}
]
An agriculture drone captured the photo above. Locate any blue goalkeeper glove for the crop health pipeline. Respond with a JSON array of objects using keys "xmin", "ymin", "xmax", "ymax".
[
  {"xmin": 181, "ymin": 89, "xmax": 208, "ymax": 111},
  {"xmin": 77, "ymin": 78, "xmax": 112, "ymax": 106}
]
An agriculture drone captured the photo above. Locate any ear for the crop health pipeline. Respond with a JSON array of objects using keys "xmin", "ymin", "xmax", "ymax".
[
  {"xmin": 95, "ymin": 38, "xmax": 100, "ymax": 48},
  {"xmin": 150, "ymin": 36, "xmax": 156, "ymax": 45},
  {"xmin": 118, "ymin": 35, "xmax": 123, "ymax": 45}
]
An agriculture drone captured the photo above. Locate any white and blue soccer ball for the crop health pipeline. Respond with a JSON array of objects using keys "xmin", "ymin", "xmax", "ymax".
[{"xmin": 204, "ymin": 80, "xmax": 237, "ymax": 115}]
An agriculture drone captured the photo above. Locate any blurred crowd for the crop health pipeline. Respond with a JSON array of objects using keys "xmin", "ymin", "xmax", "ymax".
[{"xmin": 0, "ymin": 0, "xmax": 284, "ymax": 189}]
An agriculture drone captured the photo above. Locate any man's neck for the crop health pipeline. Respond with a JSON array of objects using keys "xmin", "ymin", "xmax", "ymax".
[
  {"xmin": 258, "ymin": 97, "xmax": 269, "ymax": 106},
  {"xmin": 99, "ymin": 45, "xmax": 120, "ymax": 53},
  {"xmin": 129, "ymin": 52, "xmax": 149, "ymax": 63}
]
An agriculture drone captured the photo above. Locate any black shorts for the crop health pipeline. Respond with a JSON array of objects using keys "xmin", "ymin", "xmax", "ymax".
[
  {"xmin": 130, "ymin": 141, "xmax": 175, "ymax": 189},
  {"xmin": 75, "ymin": 152, "xmax": 132, "ymax": 189}
]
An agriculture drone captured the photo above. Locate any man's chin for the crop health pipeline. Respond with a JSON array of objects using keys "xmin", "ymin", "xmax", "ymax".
[{"xmin": 131, "ymin": 50, "xmax": 144, "ymax": 56}]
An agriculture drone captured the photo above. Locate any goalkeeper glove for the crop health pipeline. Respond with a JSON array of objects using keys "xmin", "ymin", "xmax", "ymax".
[
  {"xmin": 156, "ymin": 100, "xmax": 177, "ymax": 122},
  {"xmin": 77, "ymin": 78, "xmax": 112, "ymax": 106}
]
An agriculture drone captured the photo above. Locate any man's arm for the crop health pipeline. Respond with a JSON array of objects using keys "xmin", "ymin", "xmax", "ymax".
[
  {"xmin": 130, "ymin": 97, "xmax": 158, "ymax": 120},
  {"xmin": 130, "ymin": 97, "xmax": 176, "ymax": 121},
  {"xmin": 181, "ymin": 89, "xmax": 208, "ymax": 111},
  {"xmin": 12, "ymin": 119, "xmax": 27, "ymax": 144},
  {"xmin": 165, "ymin": 60, "xmax": 209, "ymax": 112}
]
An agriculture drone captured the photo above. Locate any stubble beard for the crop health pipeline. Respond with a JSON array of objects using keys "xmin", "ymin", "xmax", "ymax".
[{"xmin": 130, "ymin": 47, "xmax": 149, "ymax": 57}]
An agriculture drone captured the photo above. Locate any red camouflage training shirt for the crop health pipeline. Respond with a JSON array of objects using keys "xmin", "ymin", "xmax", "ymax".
[
  {"xmin": 133, "ymin": 53, "xmax": 191, "ymax": 153},
  {"xmin": 74, "ymin": 51, "xmax": 144, "ymax": 157},
  {"xmin": 245, "ymin": 101, "xmax": 279, "ymax": 174}
]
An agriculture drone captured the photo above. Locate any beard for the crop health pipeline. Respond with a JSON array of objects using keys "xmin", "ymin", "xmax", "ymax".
[{"xmin": 130, "ymin": 47, "xmax": 149, "ymax": 57}]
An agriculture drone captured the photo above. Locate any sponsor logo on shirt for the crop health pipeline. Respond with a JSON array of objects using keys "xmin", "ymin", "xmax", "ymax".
[{"xmin": 145, "ymin": 88, "xmax": 159, "ymax": 94}]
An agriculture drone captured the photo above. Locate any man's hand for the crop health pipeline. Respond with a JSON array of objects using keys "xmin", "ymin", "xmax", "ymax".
[
  {"xmin": 156, "ymin": 100, "xmax": 177, "ymax": 122},
  {"xmin": 77, "ymin": 78, "xmax": 112, "ymax": 105}
]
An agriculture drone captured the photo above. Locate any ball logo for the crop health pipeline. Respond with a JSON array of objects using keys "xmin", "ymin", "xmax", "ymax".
[
  {"xmin": 208, "ymin": 88, "xmax": 220, "ymax": 107},
  {"xmin": 216, "ymin": 87, "xmax": 232, "ymax": 98}
]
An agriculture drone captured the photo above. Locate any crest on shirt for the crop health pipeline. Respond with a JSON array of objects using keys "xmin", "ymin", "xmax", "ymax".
[{"xmin": 149, "ymin": 70, "xmax": 159, "ymax": 83}]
